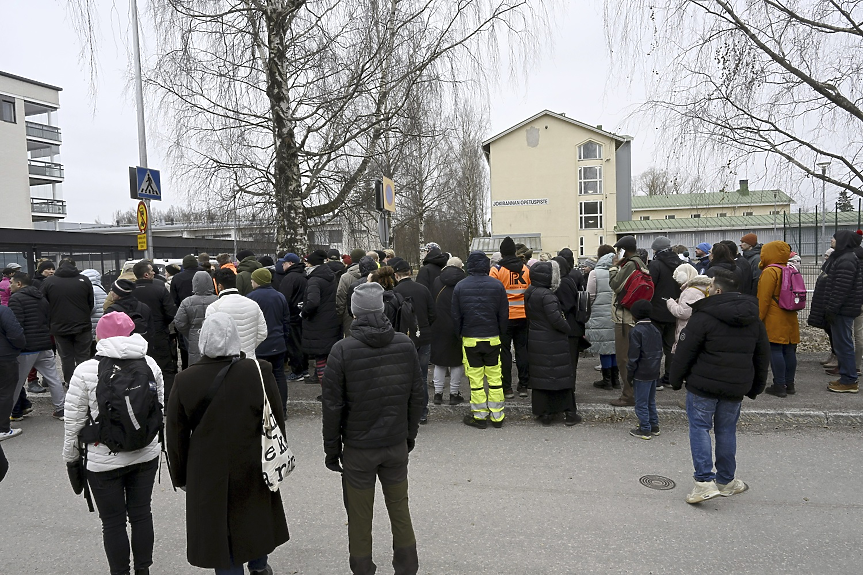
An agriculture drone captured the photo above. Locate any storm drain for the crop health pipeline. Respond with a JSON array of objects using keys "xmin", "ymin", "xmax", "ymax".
[{"xmin": 639, "ymin": 475, "xmax": 676, "ymax": 490}]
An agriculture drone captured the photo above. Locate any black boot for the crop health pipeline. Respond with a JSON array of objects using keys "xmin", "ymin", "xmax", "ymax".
[
  {"xmin": 765, "ymin": 384, "xmax": 787, "ymax": 398},
  {"xmin": 393, "ymin": 544, "xmax": 419, "ymax": 575},
  {"xmin": 593, "ymin": 368, "xmax": 612, "ymax": 390},
  {"xmin": 610, "ymin": 366, "xmax": 621, "ymax": 389},
  {"xmin": 350, "ymin": 555, "xmax": 377, "ymax": 575},
  {"xmin": 786, "ymin": 381, "xmax": 796, "ymax": 395}
]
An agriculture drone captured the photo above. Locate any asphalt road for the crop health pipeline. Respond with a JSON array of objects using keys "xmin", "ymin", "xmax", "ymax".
[{"xmin": 2, "ymin": 407, "xmax": 862, "ymax": 574}]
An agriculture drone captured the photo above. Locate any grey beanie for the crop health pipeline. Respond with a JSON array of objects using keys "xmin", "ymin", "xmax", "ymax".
[
  {"xmin": 651, "ymin": 236, "xmax": 672, "ymax": 252},
  {"xmin": 351, "ymin": 281, "xmax": 385, "ymax": 316}
]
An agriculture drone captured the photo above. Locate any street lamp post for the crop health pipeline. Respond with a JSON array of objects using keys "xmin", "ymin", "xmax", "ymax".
[{"xmin": 817, "ymin": 161, "xmax": 830, "ymax": 248}]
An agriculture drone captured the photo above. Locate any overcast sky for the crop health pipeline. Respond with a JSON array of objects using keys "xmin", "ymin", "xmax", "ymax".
[{"xmin": 2, "ymin": 0, "xmax": 824, "ymax": 224}]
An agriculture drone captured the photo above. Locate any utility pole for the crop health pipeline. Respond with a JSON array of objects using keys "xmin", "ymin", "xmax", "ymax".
[
  {"xmin": 817, "ymin": 161, "xmax": 830, "ymax": 249},
  {"xmin": 131, "ymin": 0, "xmax": 153, "ymax": 260}
]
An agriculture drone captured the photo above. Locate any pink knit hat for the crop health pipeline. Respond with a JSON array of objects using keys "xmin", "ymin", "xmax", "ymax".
[{"xmin": 96, "ymin": 312, "xmax": 136, "ymax": 340}]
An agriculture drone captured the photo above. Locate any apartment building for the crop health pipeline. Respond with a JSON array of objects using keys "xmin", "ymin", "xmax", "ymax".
[
  {"xmin": 0, "ymin": 71, "xmax": 65, "ymax": 229},
  {"xmin": 631, "ymin": 186, "xmax": 792, "ymax": 222}
]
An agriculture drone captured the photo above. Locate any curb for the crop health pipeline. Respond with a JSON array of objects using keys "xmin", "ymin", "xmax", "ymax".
[{"xmin": 288, "ymin": 400, "xmax": 863, "ymax": 427}]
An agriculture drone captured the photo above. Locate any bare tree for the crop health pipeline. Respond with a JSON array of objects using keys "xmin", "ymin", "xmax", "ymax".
[
  {"xmin": 635, "ymin": 167, "xmax": 707, "ymax": 196},
  {"xmin": 605, "ymin": 0, "xmax": 863, "ymax": 199}
]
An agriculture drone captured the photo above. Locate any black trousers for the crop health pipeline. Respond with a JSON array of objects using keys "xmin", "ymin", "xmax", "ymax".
[
  {"xmin": 0, "ymin": 443, "xmax": 7, "ymax": 483},
  {"xmin": 285, "ymin": 320, "xmax": 306, "ymax": 375},
  {"xmin": 87, "ymin": 458, "xmax": 159, "ymax": 575},
  {"xmin": 500, "ymin": 318, "xmax": 529, "ymax": 390},
  {"xmin": 55, "ymin": 329, "xmax": 92, "ymax": 384},
  {"xmin": 148, "ymin": 332, "xmax": 177, "ymax": 402},
  {"xmin": 0, "ymin": 358, "xmax": 19, "ymax": 433},
  {"xmin": 652, "ymin": 321, "xmax": 677, "ymax": 382}
]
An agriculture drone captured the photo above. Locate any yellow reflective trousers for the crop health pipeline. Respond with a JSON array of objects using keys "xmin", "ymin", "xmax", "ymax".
[{"xmin": 462, "ymin": 336, "xmax": 505, "ymax": 422}]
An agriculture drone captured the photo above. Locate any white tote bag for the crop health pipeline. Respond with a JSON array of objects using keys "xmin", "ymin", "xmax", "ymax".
[{"xmin": 255, "ymin": 360, "xmax": 296, "ymax": 491}]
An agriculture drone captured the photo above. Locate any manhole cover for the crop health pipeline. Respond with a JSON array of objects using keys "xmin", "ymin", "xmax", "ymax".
[{"xmin": 640, "ymin": 475, "xmax": 676, "ymax": 490}]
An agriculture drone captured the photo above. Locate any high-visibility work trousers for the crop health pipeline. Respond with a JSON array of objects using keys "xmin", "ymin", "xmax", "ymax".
[{"xmin": 462, "ymin": 336, "xmax": 505, "ymax": 423}]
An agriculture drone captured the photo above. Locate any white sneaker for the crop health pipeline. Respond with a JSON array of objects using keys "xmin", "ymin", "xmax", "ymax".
[
  {"xmin": 717, "ymin": 478, "xmax": 748, "ymax": 497},
  {"xmin": 685, "ymin": 480, "xmax": 721, "ymax": 504},
  {"xmin": 0, "ymin": 428, "xmax": 23, "ymax": 441}
]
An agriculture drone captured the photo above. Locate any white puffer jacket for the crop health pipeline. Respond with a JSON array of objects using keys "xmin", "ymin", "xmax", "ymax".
[
  {"xmin": 82, "ymin": 269, "xmax": 108, "ymax": 338},
  {"xmin": 63, "ymin": 334, "xmax": 164, "ymax": 472},
  {"xmin": 205, "ymin": 289, "xmax": 268, "ymax": 358}
]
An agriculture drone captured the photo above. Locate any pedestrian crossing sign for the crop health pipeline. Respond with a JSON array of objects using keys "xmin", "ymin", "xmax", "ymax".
[{"xmin": 133, "ymin": 167, "xmax": 161, "ymax": 200}]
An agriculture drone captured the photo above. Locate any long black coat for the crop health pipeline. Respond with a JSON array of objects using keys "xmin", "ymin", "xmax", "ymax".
[
  {"xmin": 8, "ymin": 286, "xmax": 53, "ymax": 352},
  {"xmin": 279, "ymin": 262, "xmax": 307, "ymax": 322},
  {"xmin": 166, "ymin": 357, "xmax": 289, "ymax": 569},
  {"xmin": 649, "ymin": 250, "xmax": 681, "ymax": 324},
  {"xmin": 416, "ymin": 249, "xmax": 448, "ymax": 290},
  {"xmin": 393, "ymin": 277, "xmax": 436, "ymax": 347},
  {"xmin": 430, "ymin": 266, "xmax": 466, "ymax": 366},
  {"xmin": 821, "ymin": 231, "xmax": 863, "ymax": 318},
  {"xmin": 302, "ymin": 264, "xmax": 341, "ymax": 355},
  {"xmin": 524, "ymin": 262, "xmax": 572, "ymax": 391},
  {"xmin": 553, "ymin": 257, "xmax": 586, "ymax": 338}
]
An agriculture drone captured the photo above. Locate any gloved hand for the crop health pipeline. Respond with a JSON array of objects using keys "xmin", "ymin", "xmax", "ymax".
[
  {"xmin": 406, "ymin": 438, "xmax": 415, "ymax": 453},
  {"xmin": 325, "ymin": 453, "xmax": 343, "ymax": 473},
  {"xmin": 66, "ymin": 460, "xmax": 85, "ymax": 495}
]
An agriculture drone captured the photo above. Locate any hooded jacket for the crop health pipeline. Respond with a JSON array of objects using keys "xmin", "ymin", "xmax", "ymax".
[
  {"xmin": 585, "ymin": 252, "xmax": 616, "ymax": 355},
  {"xmin": 236, "ymin": 256, "xmax": 262, "ymax": 296},
  {"xmin": 489, "ymin": 254, "xmax": 531, "ymax": 321},
  {"xmin": 278, "ymin": 262, "xmax": 307, "ymax": 321},
  {"xmin": 627, "ymin": 319, "xmax": 663, "ymax": 381},
  {"xmin": 669, "ymin": 292, "xmax": 770, "ymax": 401},
  {"xmin": 8, "ymin": 285, "xmax": 53, "ymax": 352},
  {"xmin": 63, "ymin": 334, "xmax": 165, "ymax": 472},
  {"xmin": 0, "ymin": 304, "xmax": 26, "ymax": 361},
  {"xmin": 814, "ymin": 230, "xmax": 863, "ymax": 320},
  {"xmin": 649, "ymin": 249, "xmax": 682, "ymax": 323},
  {"xmin": 417, "ymin": 248, "xmax": 449, "ymax": 290},
  {"xmin": 553, "ymin": 256, "xmax": 586, "ymax": 338},
  {"xmin": 82, "ymin": 269, "xmax": 108, "ymax": 338},
  {"xmin": 247, "ymin": 284, "xmax": 290, "ymax": 357},
  {"xmin": 609, "ymin": 254, "xmax": 647, "ymax": 326},
  {"xmin": 451, "ymin": 251, "xmax": 508, "ymax": 338},
  {"xmin": 336, "ymin": 262, "xmax": 363, "ymax": 334},
  {"xmin": 430, "ymin": 265, "xmax": 467, "ymax": 367},
  {"xmin": 757, "ymin": 241, "xmax": 800, "ymax": 344},
  {"xmin": 322, "ymin": 311, "xmax": 424, "ymax": 455},
  {"xmin": 524, "ymin": 261, "xmax": 572, "ymax": 390},
  {"xmin": 40, "ymin": 263, "xmax": 95, "ymax": 335},
  {"xmin": 205, "ymin": 289, "xmax": 268, "ymax": 358},
  {"xmin": 301, "ymin": 264, "xmax": 341, "ymax": 355},
  {"xmin": 108, "ymin": 296, "xmax": 154, "ymax": 340},
  {"xmin": 666, "ymin": 275, "xmax": 711, "ymax": 353},
  {"xmin": 173, "ymin": 271, "xmax": 218, "ymax": 364}
]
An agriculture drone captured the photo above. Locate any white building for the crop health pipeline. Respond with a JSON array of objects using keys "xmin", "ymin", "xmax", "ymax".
[{"xmin": 0, "ymin": 71, "xmax": 65, "ymax": 229}]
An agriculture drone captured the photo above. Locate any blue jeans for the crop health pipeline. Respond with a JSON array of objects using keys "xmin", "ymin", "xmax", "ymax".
[
  {"xmin": 686, "ymin": 392, "xmax": 741, "ymax": 484},
  {"xmin": 769, "ymin": 343, "xmax": 797, "ymax": 387},
  {"xmin": 830, "ymin": 315, "xmax": 858, "ymax": 384},
  {"xmin": 214, "ymin": 555, "xmax": 267, "ymax": 575},
  {"xmin": 599, "ymin": 354, "xmax": 617, "ymax": 369},
  {"xmin": 417, "ymin": 344, "xmax": 431, "ymax": 418},
  {"xmin": 633, "ymin": 379, "xmax": 658, "ymax": 431}
]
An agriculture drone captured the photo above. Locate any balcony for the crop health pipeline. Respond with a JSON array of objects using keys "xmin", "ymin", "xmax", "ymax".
[
  {"xmin": 28, "ymin": 160, "xmax": 64, "ymax": 185},
  {"xmin": 26, "ymin": 121, "xmax": 61, "ymax": 143},
  {"xmin": 31, "ymin": 198, "xmax": 67, "ymax": 219}
]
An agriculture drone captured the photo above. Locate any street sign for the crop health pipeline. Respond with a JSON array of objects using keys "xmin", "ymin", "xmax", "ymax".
[
  {"xmin": 129, "ymin": 166, "xmax": 161, "ymax": 200},
  {"xmin": 378, "ymin": 212, "xmax": 389, "ymax": 247},
  {"xmin": 137, "ymin": 234, "xmax": 148, "ymax": 251},
  {"xmin": 382, "ymin": 176, "xmax": 396, "ymax": 212},
  {"xmin": 137, "ymin": 201, "xmax": 148, "ymax": 233}
]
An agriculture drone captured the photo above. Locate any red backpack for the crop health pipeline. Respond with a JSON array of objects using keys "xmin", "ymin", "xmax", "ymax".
[{"xmin": 619, "ymin": 262, "xmax": 655, "ymax": 309}]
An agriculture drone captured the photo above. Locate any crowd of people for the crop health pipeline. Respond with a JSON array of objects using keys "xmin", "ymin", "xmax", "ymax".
[{"xmin": 1, "ymin": 227, "xmax": 862, "ymax": 573}]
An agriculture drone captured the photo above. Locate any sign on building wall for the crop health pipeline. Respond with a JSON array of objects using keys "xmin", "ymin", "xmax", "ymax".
[{"xmin": 492, "ymin": 198, "xmax": 549, "ymax": 207}]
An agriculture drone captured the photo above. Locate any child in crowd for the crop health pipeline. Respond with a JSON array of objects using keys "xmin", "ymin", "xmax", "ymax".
[{"xmin": 627, "ymin": 300, "xmax": 663, "ymax": 439}]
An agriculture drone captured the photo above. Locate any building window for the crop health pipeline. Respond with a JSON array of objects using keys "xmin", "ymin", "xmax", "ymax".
[
  {"xmin": 578, "ymin": 141, "xmax": 603, "ymax": 160},
  {"xmin": 717, "ymin": 212, "xmax": 728, "ymax": 217},
  {"xmin": 579, "ymin": 201, "xmax": 603, "ymax": 229},
  {"xmin": 1, "ymin": 99, "xmax": 15, "ymax": 123},
  {"xmin": 743, "ymin": 211, "xmax": 754, "ymax": 216},
  {"xmin": 579, "ymin": 166, "xmax": 603, "ymax": 194},
  {"xmin": 665, "ymin": 215, "xmax": 675, "ymax": 220},
  {"xmin": 691, "ymin": 214, "xmax": 701, "ymax": 219},
  {"xmin": 639, "ymin": 216, "xmax": 650, "ymax": 221},
  {"xmin": 579, "ymin": 236, "xmax": 585, "ymax": 256},
  {"xmin": 769, "ymin": 210, "xmax": 780, "ymax": 215}
]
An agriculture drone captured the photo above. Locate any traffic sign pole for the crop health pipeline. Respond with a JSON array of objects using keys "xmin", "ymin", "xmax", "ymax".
[{"xmin": 131, "ymin": 0, "xmax": 153, "ymax": 260}]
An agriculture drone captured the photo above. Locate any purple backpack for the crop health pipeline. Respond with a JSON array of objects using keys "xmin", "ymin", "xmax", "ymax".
[{"xmin": 768, "ymin": 264, "xmax": 806, "ymax": 311}]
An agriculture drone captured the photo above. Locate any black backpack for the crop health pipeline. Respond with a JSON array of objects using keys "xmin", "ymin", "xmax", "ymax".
[
  {"xmin": 395, "ymin": 295, "xmax": 419, "ymax": 343},
  {"xmin": 80, "ymin": 357, "xmax": 162, "ymax": 453}
]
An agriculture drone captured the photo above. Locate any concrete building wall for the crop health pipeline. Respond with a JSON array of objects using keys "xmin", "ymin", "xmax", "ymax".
[
  {"xmin": 0, "ymin": 97, "xmax": 33, "ymax": 229},
  {"xmin": 632, "ymin": 203, "xmax": 791, "ymax": 221}
]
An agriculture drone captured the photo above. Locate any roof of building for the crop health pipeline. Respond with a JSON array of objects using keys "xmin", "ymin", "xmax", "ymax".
[
  {"xmin": 470, "ymin": 234, "xmax": 543, "ymax": 254},
  {"xmin": 482, "ymin": 110, "xmax": 631, "ymax": 154},
  {"xmin": 0, "ymin": 71, "xmax": 63, "ymax": 92},
  {"xmin": 616, "ymin": 211, "xmax": 861, "ymax": 233},
  {"xmin": 631, "ymin": 189, "xmax": 792, "ymax": 210}
]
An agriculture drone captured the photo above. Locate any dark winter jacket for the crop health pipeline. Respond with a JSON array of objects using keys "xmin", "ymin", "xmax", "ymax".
[
  {"xmin": 322, "ymin": 311, "xmax": 424, "ymax": 456},
  {"xmin": 524, "ymin": 262, "xmax": 572, "ymax": 391},
  {"xmin": 451, "ymin": 251, "xmax": 508, "ymax": 338},
  {"xmin": 705, "ymin": 259, "xmax": 749, "ymax": 294},
  {"xmin": 134, "ymin": 278, "xmax": 177, "ymax": 332},
  {"xmin": 236, "ymin": 257, "xmax": 262, "ymax": 297},
  {"xmin": 430, "ymin": 266, "xmax": 466, "ymax": 367},
  {"xmin": 301, "ymin": 264, "xmax": 341, "ymax": 355},
  {"xmin": 173, "ymin": 271, "xmax": 218, "ymax": 364},
  {"xmin": 553, "ymin": 256, "xmax": 586, "ymax": 338},
  {"xmin": 393, "ymin": 277, "xmax": 436, "ymax": 347},
  {"xmin": 669, "ymin": 292, "xmax": 770, "ymax": 401},
  {"xmin": 0, "ymin": 303, "xmax": 26, "ymax": 361},
  {"xmin": 649, "ymin": 250, "xmax": 682, "ymax": 324},
  {"xmin": 819, "ymin": 231, "xmax": 863, "ymax": 319},
  {"xmin": 741, "ymin": 244, "xmax": 762, "ymax": 285},
  {"xmin": 40, "ymin": 263, "xmax": 95, "ymax": 336},
  {"xmin": 108, "ymin": 296, "xmax": 154, "ymax": 340},
  {"xmin": 734, "ymin": 255, "xmax": 756, "ymax": 296},
  {"xmin": 167, "ymin": 357, "xmax": 288, "ymax": 569},
  {"xmin": 170, "ymin": 264, "xmax": 200, "ymax": 308},
  {"xmin": 627, "ymin": 320, "xmax": 663, "ymax": 382},
  {"xmin": 417, "ymin": 249, "xmax": 448, "ymax": 290},
  {"xmin": 278, "ymin": 262, "xmax": 307, "ymax": 322},
  {"xmin": 247, "ymin": 285, "xmax": 290, "ymax": 357},
  {"xmin": 694, "ymin": 255, "xmax": 710, "ymax": 275},
  {"xmin": 8, "ymin": 286, "xmax": 53, "ymax": 352}
]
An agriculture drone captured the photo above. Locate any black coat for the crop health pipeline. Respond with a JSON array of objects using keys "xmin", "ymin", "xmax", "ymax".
[
  {"xmin": 0, "ymin": 306, "xmax": 25, "ymax": 361},
  {"xmin": 649, "ymin": 251, "xmax": 681, "ymax": 324},
  {"xmin": 821, "ymin": 231, "xmax": 863, "ymax": 318},
  {"xmin": 669, "ymin": 293, "xmax": 770, "ymax": 401},
  {"xmin": 8, "ymin": 286, "xmax": 52, "ymax": 352},
  {"xmin": 430, "ymin": 266, "xmax": 466, "ymax": 366},
  {"xmin": 393, "ymin": 277, "xmax": 436, "ymax": 347},
  {"xmin": 705, "ymin": 259, "xmax": 748, "ymax": 292},
  {"xmin": 326, "ymin": 260, "xmax": 346, "ymax": 283},
  {"xmin": 134, "ymin": 278, "xmax": 177, "ymax": 331},
  {"xmin": 170, "ymin": 265, "xmax": 200, "ymax": 307},
  {"xmin": 451, "ymin": 252, "xmax": 508, "ymax": 338},
  {"xmin": 166, "ymin": 357, "xmax": 289, "ymax": 569},
  {"xmin": 524, "ymin": 262, "xmax": 572, "ymax": 391},
  {"xmin": 247, "ymin": 285, "xmax": 289, "ymax": 356},
  {"xmin": 322, "ymin": 312, "xmax": 424, "ymax": 456},
  {"xmin": 553, "ymin": 257, "xmax": 586, "ymax": 338},
  {"xmin": 734, "ymin": 255, "xmax": 756, "ymax": 296},
  {"xmin": 278, "ymin": 262, "xmax": 307, "ymax": 322},
  {"xmin": 40, "ymin": 264, "xmax": 95, "ymax": 336},
  {"xmin": 301, "ymin": 264, "xmax": 341, "ymax": 355},
  {"xmin": 416, "ymin": 249, "xmax": 448, "ymax": 290},
  {"xmin": 108, "ymin": 297, "xmax": 154, "ymax": 341}
]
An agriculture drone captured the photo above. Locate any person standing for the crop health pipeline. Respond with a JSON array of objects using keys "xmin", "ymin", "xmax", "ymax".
[
  {"xmin": 452, "ymin": 251, "xmax": 509, "ymax": 429},
  {"xmin": 322, "ymin": 282, "xmax": 424, "ymax": 575},
  {"xmin": 133, "ymin": 260, "xmax": 178, "ymax": 400},
  {"xmin": 740, "ymin": 233, "xmax": 762, "ymax": 291},
  {"xmin": 278, "ymin": 254, "xmax": 308, "ymax": 380},
  {"xmin": 63, "ymin": 312, "xmax": 165, "ymax": 575},
  {"xmin": 83, "ymin": 269, "xmax": 108, "ymax": 357},
  {"xmin": 302, "ymin": 250, "xmax": 341, "ymax": 388},
  {"xmin": 170, "ymin": 255, "xmax": 201, "ymax": 308},
  {"xmin": 429, "ymin": 258, "xmax": 466, "ymax": 406},
  {"xmin": 337, "ymin": 249, "xmax": 368, "ymax": 337},
  {"xmin": 40, "ymin": 259, "xmax": 95, "ymax": 385},
  {"xmin": 719, "ymin": 240, "xmax": 755, "ymax": 296},
  {"xmin": 0, "ymin": 302, "xmax": 25, "ymax": 440},
  {"xmin": 757, "ymin": 241, "xmax": 800, "ymax": 398},
  {"xmin": 692, "ymin": 243, "xmax": 711, "ymax": 275},
  {"xmin": 0, "ymin": 263, "xmax": 21, "ymax": 306},
  {"xmin": 647, "ymin": 236, "xmax": 681, "ymax": 390},
  {"xmin": 235, "ymin": 250, "xmax": 262, "ymax": 296},
  {"xmin": 552, "ymin": 252, "xmax": 586, "ymax": 424},
  {"xmin": 247, "ymin": 268, "xmax": 291, "ymax": 411},
  {"xmin": 626, "ymin": 300, "xmax": 663, "ymax": 439},
  {"xmin": 166, "ymin": 313, "xmax": 288, "ymax": 575},
  {"xmin": 173, "ymin": 271, "xmax": 218, "ymax": 365},
  {"xmin": 670, "ymin": 269, "xmax": 769, "ymax": 504},
  {"xmin": 608, "ymin": 236, "xmax": 647, "ymax": 407},
  {"xmin": 31, "ymin": 260, "xmax": 55, "ymax": 289},
  {"xmin": 107, "ymin": 279, "xmax": 154, "ymax": 338},
  {"xmin": 587, "ymin": 250, "xmax": 619, "ymax": 391},
  {"xmin": 665, "ymin": 263, "xmax": 711, "ymax": 355},
  {"xmin": 206, "ymin": 269, "xmax": 268, "ymax": 359},
  {"xmin": 416, "ymin": 243, "xmax": 448, "ymax": 290},
  {"xmin": 489, "ymin": 236, "xmax": 531, "ymax": 399}
]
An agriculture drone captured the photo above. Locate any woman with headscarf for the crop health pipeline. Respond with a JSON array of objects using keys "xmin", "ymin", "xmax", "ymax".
[
  {"xmin": 665, "ymin": 263, "xmax": 711, "ymax": 355},
  {"xmin": 429, "ymin": 257, "xmax": 467, "ymax": 406},
  {"xmin": 552, "ymin": 254, "xmax": 588, "ymax": 424},
  {"xmin": 166, "ymin": 312, "xmax": 289, "ymax": 575},
  {"xmin": 757, "ymin": 241, "xmax": 800, "ymax": 398},
  {"xmin": 586, "ymin": 248, "xmax": 619, "ymax": 390}
]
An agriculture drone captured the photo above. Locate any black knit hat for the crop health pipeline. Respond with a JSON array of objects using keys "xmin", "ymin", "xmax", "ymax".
[
  {"xmin": 112, "ymin": 278, "xmax": 136, "ymax": 297},
  {"xmin": 37, "ymin": 260, "xmax": 55, "ymax": 274},
  {"xmin": 388, "ymin": 257, "xmax": 411, "ymax": 273},
  {"xmin": 236, "ymin": 249, "xmax": 255, "ymax": 261},
  {"xmin": 500, "ymin": 236, "xmax": 516, "ymax": 257},
  {"xmin": 327, "ymin": 249, "xmax": 341, "ymax": 261},
  {"xmin": 631, "ymin": 299, "xmax": 652, "ymax": 321},
  {"xmin": 307, "ymin": 249, "xmax": 328, "ymax": 266}
]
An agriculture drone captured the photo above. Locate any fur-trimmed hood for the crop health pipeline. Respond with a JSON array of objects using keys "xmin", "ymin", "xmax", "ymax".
[
  {"xmin": 530, "ymin": 261, "xmax": 561, "ymax": 292},
  {"xmin": 682, "ymin": 275, "xmax": 713, "ymax": 291}
]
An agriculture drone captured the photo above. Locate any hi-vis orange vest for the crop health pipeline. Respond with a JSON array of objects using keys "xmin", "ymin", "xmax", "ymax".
[{"xmin": 490, "ymin": 264, "xmax": 530, "ymax": 320}]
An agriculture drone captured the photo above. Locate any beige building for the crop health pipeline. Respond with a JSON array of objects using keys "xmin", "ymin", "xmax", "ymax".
[
  {"xmin": 482, "ymin": 110, "xmax": 632, "ymax": 257},
  {"xmin": 0, "ymin": 71, "xmax": 65, "ymax": 229},
  {"xmin": 631, "ymin": 187, "xmax": 793, "ymax": 222}
]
